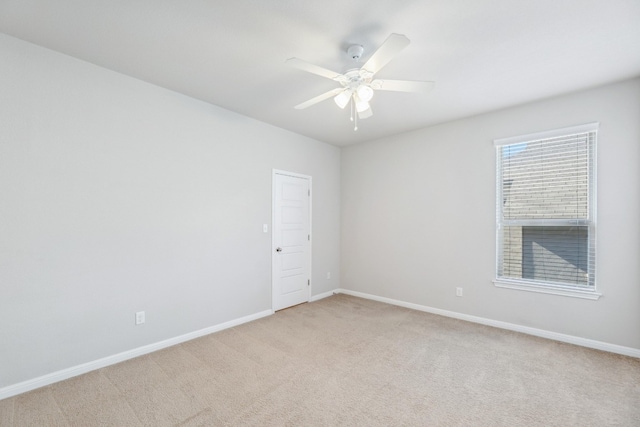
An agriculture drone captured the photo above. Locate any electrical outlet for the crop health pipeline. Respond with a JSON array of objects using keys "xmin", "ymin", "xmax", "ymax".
[
  {"xmin": 456, "ymin": 287, "xmax": 463, "ymax": 297},
  {"xmin": 135, "ymin": 311, "xmax": 145, "ymax": 325},
  {"xmin": 327, "ymin": 272, "xmax": 331, "ymax": 280}
]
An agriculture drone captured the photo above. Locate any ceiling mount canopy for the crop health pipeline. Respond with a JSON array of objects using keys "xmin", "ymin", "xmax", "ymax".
[
  {"xmin": 347, "ymin": 44, "xmax": 364, "ymax": 61},
  {"xmin": 287, "ymin": 34, "xmax": 435, "ymax": 131}
]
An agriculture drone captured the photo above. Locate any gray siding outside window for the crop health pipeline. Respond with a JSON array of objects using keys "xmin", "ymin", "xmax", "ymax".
[{"xmin": 522, "ymin": 226, "xmax": 588, "ymax": 285}]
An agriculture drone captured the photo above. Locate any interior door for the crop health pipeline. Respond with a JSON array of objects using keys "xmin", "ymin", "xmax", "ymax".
[{"xmin": 272, "ymin": 171, "xmax": 311, "ymax": 311}]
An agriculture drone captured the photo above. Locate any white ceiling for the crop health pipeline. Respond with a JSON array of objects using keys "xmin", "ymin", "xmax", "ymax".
[{"xmin": 1, "ymin": 0, "xmax": 639, "ymax": 146}]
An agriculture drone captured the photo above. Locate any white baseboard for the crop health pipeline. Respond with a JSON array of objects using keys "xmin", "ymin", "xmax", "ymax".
[
  {"xmin": 335, "ymin": 288, "xmax": 640, "ymax": 359},
  {"xmin": 310, "ymin": 290, "xmax": 335, "ymax": 302},
  {"xmin": 0, "ymin": 309, "xmax": 273, "ymax": 401}
]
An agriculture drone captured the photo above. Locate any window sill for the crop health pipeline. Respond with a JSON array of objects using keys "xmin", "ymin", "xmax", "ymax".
[{"xmin": 493, "ymin": 279, "xmax": 601, "ymax": 300}]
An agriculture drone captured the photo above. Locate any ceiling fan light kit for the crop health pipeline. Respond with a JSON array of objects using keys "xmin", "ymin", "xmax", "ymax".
[{"xmin": 287, "ymin": 33, "xmax": 434, "ymax": 131}]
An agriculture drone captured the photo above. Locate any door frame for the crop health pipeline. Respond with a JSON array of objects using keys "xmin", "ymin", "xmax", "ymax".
[{"xmin": 272, "ymin": 169, "xmax": 312, "ymax": 311}]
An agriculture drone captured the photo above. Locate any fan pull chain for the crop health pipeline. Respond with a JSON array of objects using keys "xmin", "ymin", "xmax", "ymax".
[
  {"xmin": 350, "ymin": 97, "xmax": 354, "ymax": 122},
  {"xmin": 350, "ymin": 96, "xmax": 358, "ymax": 131}
]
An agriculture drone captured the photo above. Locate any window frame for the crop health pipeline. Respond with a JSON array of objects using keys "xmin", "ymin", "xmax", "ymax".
[{"xmin": 493, "ymin": 123, "xmax": 600, "ymax": 300}]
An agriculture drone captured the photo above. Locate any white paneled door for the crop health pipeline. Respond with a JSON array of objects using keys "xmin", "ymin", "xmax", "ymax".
[{"xmin": 272, "ymin": 171, "xmax": 311, "ymax": 311}]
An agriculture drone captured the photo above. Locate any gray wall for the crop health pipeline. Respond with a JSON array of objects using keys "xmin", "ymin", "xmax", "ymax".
[
  {"xmin": 0, "ymin": 34, "xmax": 341, "ymax": 388},
  {"xmin": 341, "ymin": 78, "xmax": 640, "ymax": 350}
]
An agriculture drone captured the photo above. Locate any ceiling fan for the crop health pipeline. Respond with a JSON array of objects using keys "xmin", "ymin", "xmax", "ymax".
[{"xmin": 286, "ymin": 33, "xmax": 434, "ymax": 130}]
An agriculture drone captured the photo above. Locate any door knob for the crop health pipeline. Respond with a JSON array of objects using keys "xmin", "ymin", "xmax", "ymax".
[{"xmin": 276, "ymin": 247, "xmax": 282, "ymax": 252}]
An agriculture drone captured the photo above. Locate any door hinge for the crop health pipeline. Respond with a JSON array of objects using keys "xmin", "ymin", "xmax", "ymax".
[
  {"xmin": 308, "ymin": 234, "xmax": 310, "ymax": 241},
  {"xmin": 308, "ymin": 279, "xmax": 310, "ymax": 286},
  {"xmin": 308, "ymin": 189, "xmax": 310, "ymax": 196}
]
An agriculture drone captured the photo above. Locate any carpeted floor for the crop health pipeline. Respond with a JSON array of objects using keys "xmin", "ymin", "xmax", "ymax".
[{"xmin": 1, "ymin": 294, "xmax": 639, "ymax": 426}]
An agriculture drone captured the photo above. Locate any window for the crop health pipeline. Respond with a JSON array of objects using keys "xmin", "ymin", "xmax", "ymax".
[{"xmin": 494, "ymin": 123, "xmax": 599, "ymax": 299}]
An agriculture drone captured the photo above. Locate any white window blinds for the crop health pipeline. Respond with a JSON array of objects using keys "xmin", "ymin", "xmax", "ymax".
[{"xmin": 495, "ymin": 123, "xmax": 597, "ymax": 291}]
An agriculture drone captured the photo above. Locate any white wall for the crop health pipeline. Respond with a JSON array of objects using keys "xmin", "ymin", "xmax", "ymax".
[
  {"xmin": 341, "ymin": 78, "xmax": 640, "ymax": 350},
  {"xmin": 0, "ymin": 33, "xmax": 340, "ymax": 388}
]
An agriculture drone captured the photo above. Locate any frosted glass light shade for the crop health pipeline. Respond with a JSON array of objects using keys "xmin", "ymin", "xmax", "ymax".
[
  {"xmin": 334, "ymin": 90, "xmax": 352, "ymax": 109},
  {"xmin": 356, "ymin": 85, "xmax": 374, "ymax": 102},
  {"xmin": 355, "ymin": 97, "xmax": 369, "ymax": 113}
]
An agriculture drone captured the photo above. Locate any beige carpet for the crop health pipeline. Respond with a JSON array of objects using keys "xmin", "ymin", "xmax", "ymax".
[{"xmin": 1, "ymin": 294, "xmax": 639, "ymax": 426}]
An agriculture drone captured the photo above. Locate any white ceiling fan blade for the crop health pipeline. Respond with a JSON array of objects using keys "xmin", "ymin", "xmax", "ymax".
[
  {"xmin": 361, "ymin": 33, "xmax": 410, "ymax": 75},
  {"xmin": 371, "ymin": 79, "xmax": 435, "ymax": 93},
  {"xmin": 357, "ymin": 106, "xmax": 373, "ymax": 119},
  {"xmin": 294, "ymin": 88, "xmax": 344, "ymax": 109},
  {"xmin": 286, "ymin": 57, "xmax": 342, "ymax": 80}
]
